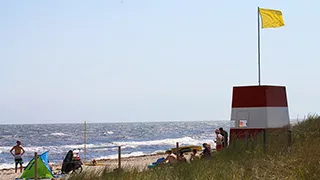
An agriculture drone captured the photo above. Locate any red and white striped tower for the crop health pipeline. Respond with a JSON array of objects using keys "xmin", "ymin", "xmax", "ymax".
[{"xmin": 229, "ymin": 85, "xmax": 290, "ymax": 141}]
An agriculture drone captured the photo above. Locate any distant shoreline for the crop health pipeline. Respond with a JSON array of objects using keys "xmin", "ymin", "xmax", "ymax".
[{"xmin": 0, "ymin": 118, "xmax": 305, "ymax": 125}]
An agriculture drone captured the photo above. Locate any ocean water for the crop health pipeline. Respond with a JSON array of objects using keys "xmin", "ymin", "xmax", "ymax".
[{"xmin": 0, "ymin": 120, "xmax": 231, "ymax": 169}]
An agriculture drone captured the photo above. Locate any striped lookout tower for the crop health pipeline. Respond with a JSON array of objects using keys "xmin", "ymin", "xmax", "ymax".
[{"xmin": 229, "ymin": 85, "xmax": 290, "ymax": 141}]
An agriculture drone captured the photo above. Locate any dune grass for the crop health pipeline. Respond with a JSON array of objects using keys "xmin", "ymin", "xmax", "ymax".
[{"xmin": 66, "ymin": 115, "xmax": 320, "ymax": 180}]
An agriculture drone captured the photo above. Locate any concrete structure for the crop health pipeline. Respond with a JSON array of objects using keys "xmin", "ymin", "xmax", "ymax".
[{"xmin": 229, "ymin": 85, "xmax": 290, "ymax": 141}]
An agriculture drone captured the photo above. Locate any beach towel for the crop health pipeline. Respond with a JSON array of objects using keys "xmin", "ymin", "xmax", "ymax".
[{"xmin": 147, "ymin": 157, "xmax": 165, "ymax": 169}]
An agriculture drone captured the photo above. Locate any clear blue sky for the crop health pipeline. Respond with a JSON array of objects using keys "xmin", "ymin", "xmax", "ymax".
[{"xmin": 0, "ymin": 0, "xmax": 319, "ymax": 124}]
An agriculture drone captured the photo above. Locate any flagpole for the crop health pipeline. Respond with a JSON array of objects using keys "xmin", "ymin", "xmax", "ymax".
[
  {"xmin": 257, "ymin": 7, "xmax": 261, "ymax": 86},
  {"xmin": 84, "ymin": 120, "xmax": 87, "ymax": 164}
]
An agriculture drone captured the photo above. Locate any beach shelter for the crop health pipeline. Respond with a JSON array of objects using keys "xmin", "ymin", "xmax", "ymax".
[
  {"xmin": 20, "ymin": 151, "xmax": 53, "ymax": 179},
  {"xmin": 229, "ymin": 85, "xmax": 290, "ymax": 142}
]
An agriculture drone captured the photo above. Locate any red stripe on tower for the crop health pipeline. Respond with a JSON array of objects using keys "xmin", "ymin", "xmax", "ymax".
[
  {"xmin": 232, "ymin": 86, "xmax": 288, "ymax": 108},
  {"xmin": 230, "ymin": 85, "xmax": 290, "ymax": 129}
]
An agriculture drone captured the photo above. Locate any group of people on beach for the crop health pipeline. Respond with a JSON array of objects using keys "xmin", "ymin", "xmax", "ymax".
[
  {"xmin": 160, "ymin": 127, "xmax": 229, "ymax": 165},
  {"xmin": 201, "ymin": 127, "xmax": 228, "ymax": 159},
  {"xmin": 10, "ymin": 127, "xmax": 229, "ymax": 172},
  {"xmin": 214, "ymin": 127, "xmax": 228, "ymax": 151},
  {"xmin": 201, "ymin": 127, "xmax": 229, "ymax": 158}
]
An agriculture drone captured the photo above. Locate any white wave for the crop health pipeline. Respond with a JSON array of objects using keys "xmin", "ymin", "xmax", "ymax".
[
  {"xmin": 50, "ymin": 132, "xmax": 67, "ymax": 136},
  {"xmin": 151, "ymin": 150, "xmax": 167, "ymax": 154},
  {"xmin": 0, "ymin": 145, "xmax": 78, "ymax": 155},
  {"xmin": 0, "ymin": 135, "xmax": 12, "ymax": 139},
  {"xmin": 95, "ymin": 151, "xmax": 145, "ymax": 160},
  {"xmin": 0, "ymin": 143, "xmax": 135, "ymax": 155},
  {"xmin": 0, "ymin": 163, "xmax": 14, "ymax": 170},
  {"xmin": 61, "ymin": 142, "xmax": 139, "ymax": 150},
  {"xmin": 61, "ymin": 143, "xmax": 97, "ymax": 150},
  {"xmin": 0, "ymin": 146, "xmax": 11, "ymax": 152},
  {"xmin": 0, "ymin": 137, "xmax": 212, "ymax": 159},
  {"xmin": 103, "ymin": 131, "xmax": 114, "ymax": 135},
  {"xmin": 112, "ymin": 136, "xmax": 205, "ymax": 147},
  {"xmin": 61, "ymin": 143, "xmax": 125, "ymax": 150},
  {"xmin": 200, "ymin": 138, "xmax": 216, "ymax": 149}
]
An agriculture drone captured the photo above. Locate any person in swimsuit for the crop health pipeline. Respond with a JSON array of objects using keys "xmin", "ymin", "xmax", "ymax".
[
  {"xmin": 177, "ymin": 151, "xmax": 186, "ymax": 163},
  {"xmin": 190, "ymin": 149, "xmax": 199, "ymax": 162},
  {"xmin": 10, "ymin": 140, "xmax": 25, "ymax": 173},
  {"xmin": 161, "ymin": 150, "xmax": 177, "ymax": 166}
]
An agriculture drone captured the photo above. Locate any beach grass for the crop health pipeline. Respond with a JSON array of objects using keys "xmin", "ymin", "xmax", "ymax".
[{"xmin": 66, "ymin": 115, "xmax": 320, "ymax": 180}]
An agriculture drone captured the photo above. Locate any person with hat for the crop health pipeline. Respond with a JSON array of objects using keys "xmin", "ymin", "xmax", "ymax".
[{"xmin": 10, "ymin": 140, "xmax": 25, "ymax": 173}]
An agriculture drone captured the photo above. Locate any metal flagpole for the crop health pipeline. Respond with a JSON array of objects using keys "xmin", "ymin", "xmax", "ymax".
[
  {"xmin": 258, "ymin": 7, "xmax": 261, "ymax": 86},
  {"xmin": 84, "ymin": 120, "xmax": 87, "ymax": 164}
]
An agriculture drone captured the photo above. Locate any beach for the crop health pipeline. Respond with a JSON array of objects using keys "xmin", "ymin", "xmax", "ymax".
[
  {"xmin": 0, "ymin": 121, "xmax": 222, "ymax": 179},
  {"xmin": 0, "ymin": 121, "xmax": 221, "ymax": 170},
  {"xmin": 0, "ymin": 153, "xmax": 166, "ymax": 180}
]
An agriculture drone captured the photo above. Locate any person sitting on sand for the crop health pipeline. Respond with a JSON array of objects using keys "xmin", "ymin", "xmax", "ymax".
[
  {"xmin": 10, "ymin": 140, "xmax": 25, "ymax": 173},
  {"xmin": 161, "ymin": 150, "xmax": 177, "ymax": 166},
  {"xmin": 190, "ymin": 149, "xmax": 199, "ymax": 162},
  {"xmin": 201, "ymin": 143, "xmax": 212, "ymax": 159},
  {"xmin": 92, "ymin": 159, "xmax": 97, "ymax": 166},
  {"xmin": 48, "ymin": 161, "xmax": 53, "ymax": 171},
  {"xmin": 177, "ymin": 151, "xmax": 186, "ymax": 163}
]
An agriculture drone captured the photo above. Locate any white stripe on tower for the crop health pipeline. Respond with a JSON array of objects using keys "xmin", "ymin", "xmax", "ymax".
[{"xmin": 230, "ymin": 85, "xmax": 290, "ymax": 128}]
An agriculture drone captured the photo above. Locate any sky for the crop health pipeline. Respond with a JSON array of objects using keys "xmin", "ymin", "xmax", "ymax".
[{"xmin": 0, "ymin": 0, "xmax": 319, "ymax": 124}]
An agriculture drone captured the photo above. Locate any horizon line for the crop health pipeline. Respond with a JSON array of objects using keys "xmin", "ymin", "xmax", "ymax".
[{"xmin": 0, "ymin": 118, "xmax": 305, "ymax": 125}]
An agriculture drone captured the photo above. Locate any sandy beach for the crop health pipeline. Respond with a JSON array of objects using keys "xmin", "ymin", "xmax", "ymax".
[{"xmin": 0, "ymin": 153, "xmax": 166, "ymax": 180}]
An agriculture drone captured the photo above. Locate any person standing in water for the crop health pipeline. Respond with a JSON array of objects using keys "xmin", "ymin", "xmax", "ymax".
[{"xmin": 10, "ymin": 140, "xmax": 25, "ymax": 173}]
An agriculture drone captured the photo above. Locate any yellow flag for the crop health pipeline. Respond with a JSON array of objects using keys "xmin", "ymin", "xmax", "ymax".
[{"xmin": 259, "ymin": 8, "xmax": 285, "ymax": 28}]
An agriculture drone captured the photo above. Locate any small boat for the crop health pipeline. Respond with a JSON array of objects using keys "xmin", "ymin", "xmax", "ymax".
[{"xmin": 166, "ymin": 145, "xmax": 202, "ymax": 154}]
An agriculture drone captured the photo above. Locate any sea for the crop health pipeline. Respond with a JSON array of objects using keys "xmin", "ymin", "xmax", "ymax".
[{"xmin": 0, "ymin": 120, "xmax": 232, "ymax": 169}]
